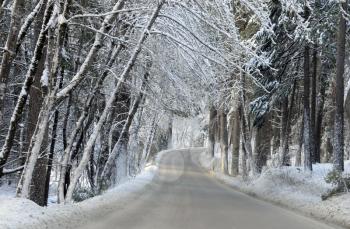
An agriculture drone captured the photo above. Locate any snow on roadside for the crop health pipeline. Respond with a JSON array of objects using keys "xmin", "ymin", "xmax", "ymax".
[
  {"xmin": 198, "ymin": 151, "xmax": 350, "ymax": 228},
  {"xmin": 0, "ymin": 150, "xmax": 168, "ymax": 229}
]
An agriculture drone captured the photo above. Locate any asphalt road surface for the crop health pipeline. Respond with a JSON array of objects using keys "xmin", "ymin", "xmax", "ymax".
[{"xmin": 79, "ymin": 149, "xmax": 340, "ymax": 229}]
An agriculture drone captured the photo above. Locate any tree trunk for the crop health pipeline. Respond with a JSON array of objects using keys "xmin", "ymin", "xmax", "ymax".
[
  {"xmin": 0, "ymin": 0, "xmax": 25, "ymax": 123},
  {"xmin": 252, "ymin": 116, "xmax": 272, "ymax": 174},
  {"xmin": 167, "ymin": 114, "xmax": 173, "ymax": 149},
  {"xmin": 280, "ymin": 98, "xmax": 288, "ymax": 164},
  {"xmin": 208, "ymin": 105, "xmax": 216, "ymax": 157},
  {"xmin": 315, "ymin": 63, "xmax": 327, "ymax": 164},
  {"xmin": 44, "ymin": 105, "xmax": 59, "ymax": 205},
  {"xmin": 219, "ymin": 108, "xmax": 229, "ymax": 175},
  {"xmin": 280, "ymin": 81, "xmax": 296, "ymax": 166},
  {"xmin": 62, "ymin": 94, "xmax": 72, "ymax": 150},
  {"xmin": 303, "ymin": 44, "xmax": 313, "ymax": 171},
  {"xmin": 239, "ymin": 71, "xmax": 253, "ymax": 174},
  {"xmin": 311, "ymin": 43, "xmax": 318, "ymax": 163},
  {"xmin": 295, "ymin": 116, "xmax": 303, "ymax": 166},
  {"xmin": 141, "ymin": 115, "xmax": 157, "ymax": 167},
  {"xmin": 241, "ymin": 140, "xmax": 247, "ymax": 178},
  {"xmin": 230, "ymin": 101, "xmax": 240, "ymax": 176},
  {"xmin": 272, "ymin": 111, "xmax": 280, "ymax": 157},
  {"xmin": 333, "ymin": 0, "xmax": 346, "ymax": 171},
  {"xmin": 26, "ymin": 0, "xmax": 49, "ymax": 206}
]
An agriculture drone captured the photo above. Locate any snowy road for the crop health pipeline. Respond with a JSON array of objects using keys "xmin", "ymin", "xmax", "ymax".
[{"xmin": 78, "ymin": 149, "xmax": 339, "ymax": 229}]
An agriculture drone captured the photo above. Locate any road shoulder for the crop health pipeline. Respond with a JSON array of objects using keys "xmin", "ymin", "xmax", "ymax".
[{"xmin": 195, "ymin": 149, "xmax": 349, "ymax": 229}]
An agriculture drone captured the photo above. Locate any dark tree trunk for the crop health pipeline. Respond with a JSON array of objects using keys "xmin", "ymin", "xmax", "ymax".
[
  {"xmin": 219, "ymin": 109, "xmax": 229, "ymax": 175},
  {"xmin": 230, "ymin": 102, "xmax": 240, "ymax": 176},
  {"xmin": 333, "ymin": 1, "xmax": 347, "ymax": 171},
  {"xmin": 253, "ymin": 116, "xmax": 272, "ymax": 174},
  {"xmin": 241, "ymin": 140, "xmax": 247, "ymax": 178},
  {"xmin": 303, "ymin": 44, "xmax": 313, "ymax": 171},
  {"xmin": 311, "ymin": 43, "xmax": 318, "ymax": 163},
  {"xmin": 272, "ymin": 111, "xmax": 280, "ymax": 157},
  {"xmin": 295, "ymin": 116, "xmax": 304, "ymax": 166},
  {"xmin": 44, "ymin": 107, "xmax": 59, "ymax": 205},
  {"xmin": 315, "ymin": 64, "xmax": 327, "ymax": 164},
  {"xmin": 208, "ymin": 105, "xmax": 217, "ymax": 157},
  {"xmin": 280, "ymin": 98, "xmax": 288, "ymax": 163},
  {"xmin": 239, "ymin": 71, "xmax": 254, "ymax": 174},
  {"xmin": 0, "ymin": 0, "xmax": 25, "ymax": 123},
  {"xmin": 26, "ymin": 6, "xmax": 48, "ymax": 205},
  {"xmin": 44, "ymin": 64, "xmax": 65, "ymax": 204},
  {"xmin": 62, "ymin": 94, "xmax": 72, "ymax": 150},
  {"xmin": 167, "ymin": 114, "xmax": 173, "ymax": 149},
  {"xmin": 281, "ymin": 81, "xmax": 296, "ymax": 166}
]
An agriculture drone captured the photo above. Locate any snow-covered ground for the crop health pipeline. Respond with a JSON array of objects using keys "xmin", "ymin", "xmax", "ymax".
[
  {"xmin": 0, "ymin": 150, "xmax": 169, "ymax": 229},
  {"xmin": 199, "ymin": 152, "xmax": 350, "ymax": 228}
]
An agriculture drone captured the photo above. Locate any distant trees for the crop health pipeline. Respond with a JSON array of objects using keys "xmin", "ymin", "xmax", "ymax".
[{"xmin": 206, "ymin": 0, "xmax": 349, "ymax": 177}]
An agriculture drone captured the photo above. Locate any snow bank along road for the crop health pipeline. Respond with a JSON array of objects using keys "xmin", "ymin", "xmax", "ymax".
[{"xmin": 79, "ymin": 148, "xmax": 341, "ymax": 229}]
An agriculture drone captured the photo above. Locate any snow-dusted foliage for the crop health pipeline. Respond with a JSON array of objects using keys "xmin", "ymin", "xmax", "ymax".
[{"xmin": 0, "ymin": 1, "xmax": 349, "ymax": 227}]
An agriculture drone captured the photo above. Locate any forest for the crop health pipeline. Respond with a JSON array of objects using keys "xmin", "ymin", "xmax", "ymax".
[{"xmin": 0, "ymin": 0, "xmax": 349, "ymax": 227}]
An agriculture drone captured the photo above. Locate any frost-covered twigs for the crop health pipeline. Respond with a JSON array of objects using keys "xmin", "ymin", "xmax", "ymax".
[
  {"xmin": 64, "ymin": 0, "xmax": 165, "ymax": 203},
  {"xmin": 0, "ymin": 0, "xmax": 54, "ymax": 177},
  {"xmin": 66, "ymin": 7, "xmax": 150, "ymax": 22},
  {"xmin": 57, "ymin": 43, "xmax": 123, "ymax": 203},
  {"xmin": 55, "ymin": 0, "xmax": 126, "ymax": 102},
  {"xmin": 15, "ymin": 0, "xmax": 45, "ymax": 53}
]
